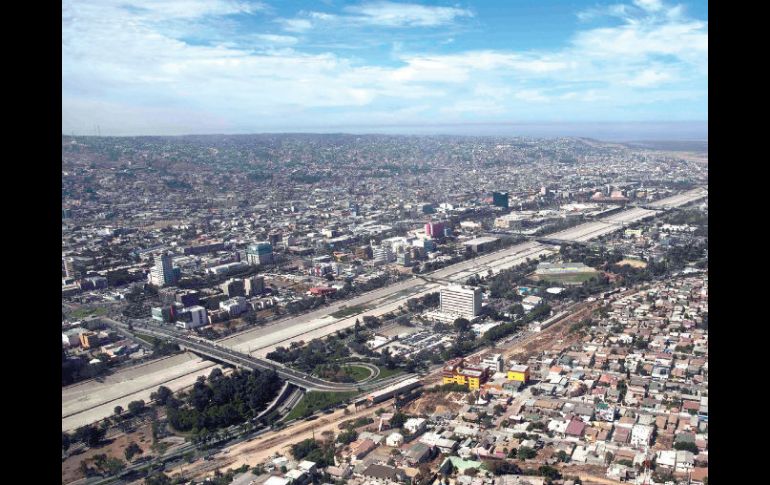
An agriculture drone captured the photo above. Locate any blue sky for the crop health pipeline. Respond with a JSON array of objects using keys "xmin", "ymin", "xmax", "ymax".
[{"xmin": 62, "ymin": 0, "xmax": 708, "ymax": 136}]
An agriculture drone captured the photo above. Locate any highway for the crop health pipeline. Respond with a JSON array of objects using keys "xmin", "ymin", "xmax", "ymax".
[
  {"xmin": 133, "ymin": 325, "xmax": 415, "ymax": 392},
  {"xmin": 62, "ymin": 187, "xmax": 706, "ymax": 429}
]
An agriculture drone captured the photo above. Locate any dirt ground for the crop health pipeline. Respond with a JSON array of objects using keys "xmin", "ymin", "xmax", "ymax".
[
  {"xmin": 617, "ymin": 258, "xmax": 647, "ymax": 269},
  {"xmin": 62, "ymin": 422, "xmax": 155, "ymax": 484},
  {"xmin": 402, "ymin": 391, "xmax": 466, "ymax": 416},
  {"xmin": 165, "ymin": 400, "xmax": 395, "ymax": 482}
]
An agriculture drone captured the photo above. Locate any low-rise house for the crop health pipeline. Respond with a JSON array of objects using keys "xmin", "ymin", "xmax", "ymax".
[
  {"xmin": 349, "ymin": 439, "xmax": 377, "ymax": 461},
  {"xmin": 361, "ymin": 464, "xmax": 408, "ymax": 484}
]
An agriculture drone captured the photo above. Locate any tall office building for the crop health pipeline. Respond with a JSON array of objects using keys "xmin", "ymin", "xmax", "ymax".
[
  {"xmin": 372, "ymin": 246, "xmax": 393, "ymax": 265},
  {"xmin": 440, "ymin": 285, "xmax": 482, "ymax": 320},
  {"xmin": 246, "ymin": 242, "xmax": 274, "ymax": 265},
  {"xmin": 424, "ymin": 221, "xmax": 445, "ymax": 238},
  {"xmin": 244, "ymin": 275, "xmax": 265, "ymax": 296},
  {"xmin": 220, "ymin": 278, "xmax": 246, "ymax": 297},
  {"xmin": 149, "ymin": 252, "xmax": 177, "ymax": 287}
]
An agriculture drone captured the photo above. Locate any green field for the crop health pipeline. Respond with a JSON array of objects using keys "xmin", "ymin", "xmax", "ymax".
[
  {"xmin": 375, "ymin": 366, "xmax": 404, "ymax": 381},
  {"xmin": 313, "ymin": 364, "xmax": 373, "ymax": 383},
  {"xmin": 69, "ymin": 306, "xmax": 109, "ymax": 319},
  {"xmin": 329, "ymin": 305, "xmax": 370, "ymax": 319},
  {"xmin": 284, "ymin": 391, "xmax": 358, "ymax": 421},
  {"xmin": 134, "ymin": 332, "xmax": 163, "ymax": 346},
  {"xmin": 535, "ymin": 271, "xmax": 598, "ymax": 285},
  {"xmin": 345, "ymin": 365, "xmax": 374, "ymax": 382}
]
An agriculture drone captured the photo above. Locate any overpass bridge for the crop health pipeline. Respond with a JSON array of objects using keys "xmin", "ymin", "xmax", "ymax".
[{"xmin": 134, "ymin": 326, "xmax": 413, "ymax": 393}]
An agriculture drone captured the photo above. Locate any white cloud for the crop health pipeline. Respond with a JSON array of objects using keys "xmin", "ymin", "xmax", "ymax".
[
  {"xmin": 62, "ymin": 0, "xmax": 707, "ymax": 134},
  {"xmin": 279, "ymin": 18, "xmax": 313, "ymax": 33},
  {"xmin": 634, "ymin": 0, "xmax": 664, "ymax": 12},
  {"xmin": 515, "ymin": 89, "xmax": 550, "ymax": 103},
  {"xmin": 626, "ymin": 69, "xmax": 674, "ymax": 87},
  {"xmin": 276, "ymin": 1, "xmax": 473, "ymax": 34},
  {"xmin": 254, "ymin": 34, "xmax": 299, "ymax": 45},
  {"xmin": 343, "ymin": 1, "xmax": 473, "ymax": 27}
]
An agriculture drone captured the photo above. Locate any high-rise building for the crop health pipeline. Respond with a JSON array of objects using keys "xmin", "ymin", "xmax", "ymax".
[
  {"xmin": 440, "ymin": 285, "xmax": 482, "ymax": 320},
  {"xmin": 372, "ymin": 246, "xmax": 393, "ymax": 265},
  {"xmin": 424, "ymin": 222, "xmax": 445, "ymax": 238},
  {"xmin": 492, "ymin": 192, "xmax": 509, "ymax": 208},
  {"xmin": 149, "ymin": 252, "xmax": 177, "ymax": 287},
  {"xmin": 246, "ymin": 242, "xmax": 274, "ymax": 265},
  {"xmin": 220, "ymin": 278, "xmax": 246, "ymax": 297},
  {"xmin": 244, "ymin": 275, "xmax": 265, "ymax": 296}
]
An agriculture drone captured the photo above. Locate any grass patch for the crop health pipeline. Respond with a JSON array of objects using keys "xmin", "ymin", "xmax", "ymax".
[
  {"xmin": 134, "ymin": 332, "xmax": 163, "ymax": 346},
  {"xmin": 375, "ymin": 366, "xmax": 405, "ymax": 381},
  {"xmin": 284, "ymin": 391, "xmax": 357, "ymax": 422},
  {"xmin": 69, "ymin": 306, "xmax": 109, "ymax": 319},
  {"xmin": 533, "ymin": 272, "xmax": 598, "ymax": 285},
  {"xmin": 312, "ymin": 364, "xmax": 373, "ymax": 383},
  {"xmin": 329, "ymin": 305, "xmax": 370, "ymax": 319},
  {"xmin": 345, "ymin": 365, "xmax": 374, "ymax": 382}
]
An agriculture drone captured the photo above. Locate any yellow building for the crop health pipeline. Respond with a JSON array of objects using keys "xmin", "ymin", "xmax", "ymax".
[
  {"xmin": 507, "ymin": 364, "xmax": 530, "ymax": 383},
  {"xmin": 443, "ymin": 358, "xmax": 488, "ymax": 390}
]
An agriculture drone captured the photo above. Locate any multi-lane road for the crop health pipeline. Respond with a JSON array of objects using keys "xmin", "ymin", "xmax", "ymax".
[
  {"xmin": 62, "ymin": 187, "xmax": 706, "ymax": 430},
  {"xmin": 134, "ymin": 325, "xmax": 414, "ymax": 392}
]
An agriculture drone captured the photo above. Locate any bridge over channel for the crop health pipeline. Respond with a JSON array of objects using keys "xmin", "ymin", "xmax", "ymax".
[{"xmin": 136, "ymin": 326, "xmax": 412, "ymax": 393}]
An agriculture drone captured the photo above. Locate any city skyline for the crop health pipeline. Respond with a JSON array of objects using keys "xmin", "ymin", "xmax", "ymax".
[{"xmin": 62, "ymin": 0, "xmax": 708, "ymax": 138}]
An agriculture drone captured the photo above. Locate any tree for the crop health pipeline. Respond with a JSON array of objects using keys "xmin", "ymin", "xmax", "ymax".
[
  {"xmin": 125, "ymin": 442, "xmax": 143, "ymax": 461},
  {"xmin": 518, "ymin": 446, "xmax": 537, "ymax": 460},
  {"xmin": 150, "ymin": 386, "xmax": 173, "ymax": 406},
  {"xmin": 390, "ymin": 412, "xmax": 408, "ymax": 429},
  {"xmin": 538, "ymin": 465, "xmax": 561, "ymax": 480},
  {"xmin": 674, "ymin": 441, "xmax": 700, "ymax": 453},
  {"xmin": 127, "ymin": 400, "xmax": 146, "ymax": 416},
  {"xmin": 144, "ymin": 472, "xmax": 173, "ymax": 485},
  {"xmin": 62, "ymin": 432, "xmax": 71, "ymax": 452},
  {"xmin": 556, "ymin": 450, "xmax": 570, "ymax": 462},
  {"xmin": 74, "ymin": 424, "xmax": 106, "ymax": 448},
  {"xmin": 114, "ymin": 405, "xmax": 123, "ymax": 417},
  {"xmin": 486, "ymin": 460, "xmax": 522, "ymax": 475},
  {"xmin": 453, "ymin": 318, "xmax": 471, "ymax": 333}
]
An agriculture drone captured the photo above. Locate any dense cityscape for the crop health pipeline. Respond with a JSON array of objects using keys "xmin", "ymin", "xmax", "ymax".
[{"xmin": 62, "ymin": 134, "xmax": 708, "ymax": 485}]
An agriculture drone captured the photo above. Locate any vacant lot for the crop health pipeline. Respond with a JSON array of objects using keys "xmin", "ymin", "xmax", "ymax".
[
  {"xmin": 617, "ymin": 258, "xmax": 647, "ymax": 268},
  {"xmin": 62, "ymin": 421, "xmax": 155, "ymax": 484}
]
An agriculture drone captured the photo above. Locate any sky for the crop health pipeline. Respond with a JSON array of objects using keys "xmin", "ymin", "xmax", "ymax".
[{"xmin": 62, "ymin": 0, "xmax": 708, "ymax": 138}]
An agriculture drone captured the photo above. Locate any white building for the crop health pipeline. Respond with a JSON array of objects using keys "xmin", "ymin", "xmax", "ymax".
[
  {"xmin": 522, "ymin": 295, "xmax": 543, "ymax": 312},
  {"xmin": 220, "ymin": 297, "xmax": 248, "ymax": 317},
  {"xmin": 481, "ymin": 353, "xmax": 504, "ymax": 372},
  {"xmin": 149, "ymin": 252, "xmax": 176, "ymax": 287},
  {"xmin": 62, "ymin": 328, "xmax": 87, "ymax": 347},
  {"xmin": 386, "ymin": 432, "xmax": 404, "ymax": 447},
  {"xmin": 404, "ymin": 417, "xmax": 427, "ymax": 434},
  {"xmin": 440, "ymin": 285, "xmax": 482, "ymax": 320},
  {"xmin": 175, "ymin": 305, "xmax": 208, "ymax": 330},
  {"xmin": 630, "ymin": 424, "xmax": 654, "ymax": 447},
  {"xmin": 372, "ymin": 246, "xmax": 393, "ymax": 265}
]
